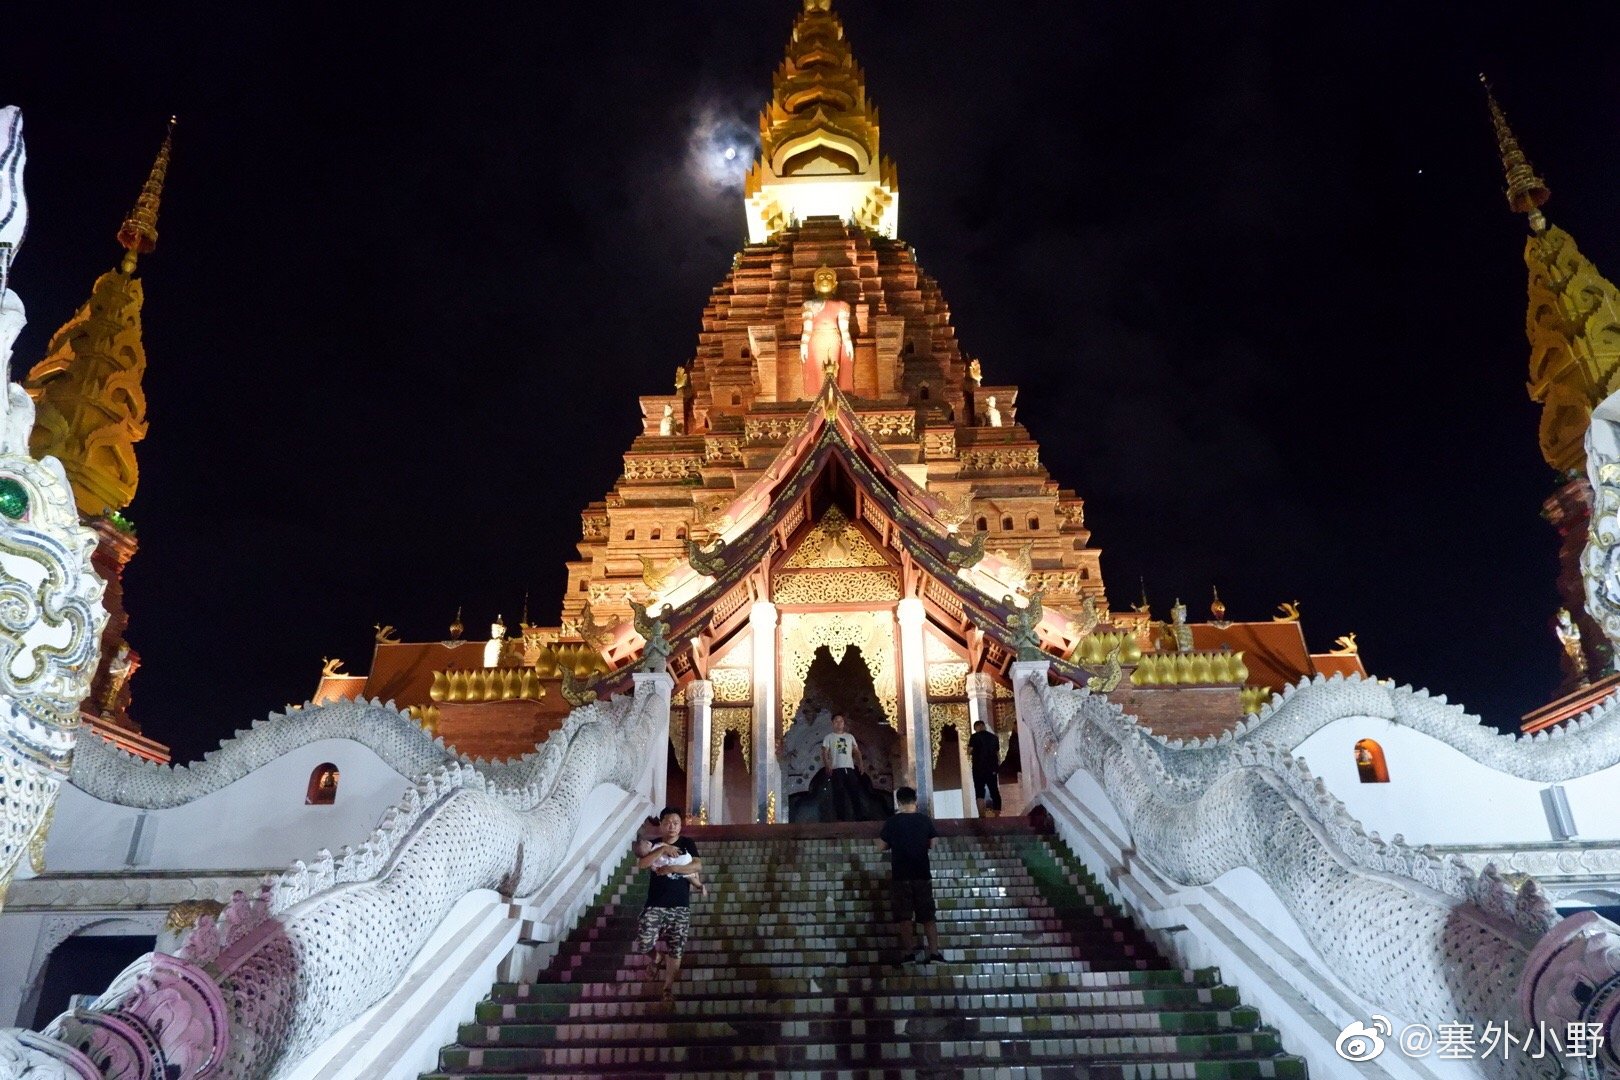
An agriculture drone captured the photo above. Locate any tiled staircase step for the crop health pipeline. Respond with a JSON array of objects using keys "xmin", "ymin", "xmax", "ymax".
[
  {"xmin": 477, "ymin": 985, "xmax": 1246, "ymax": 1023},
  {"xmin": 435, "ymin": 1028, "xmax": 1286, "ymax": 1070},
  {"xmin": 426, "ymin": 1061, "xmax": 1308, "ymax": 1080},
  {"xmin": 458, "ymin": 1004, "xmax": 1263, "ymax": 1046},
  {"xmin": 494, "ymin": 968, "xmax": 1219, "ymax": 1002}
]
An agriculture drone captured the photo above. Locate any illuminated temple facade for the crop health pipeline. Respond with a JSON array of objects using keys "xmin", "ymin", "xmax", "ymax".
[
  {"xmin": 330, "ymin": 1, "xmax": 1365, "ymax": 808},
  {"xmin": 10, "ymin": 6, "xmax": 1620, "ymax": 1080}
]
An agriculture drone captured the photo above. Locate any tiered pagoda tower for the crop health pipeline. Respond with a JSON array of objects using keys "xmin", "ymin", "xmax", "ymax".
[{"xmin": 344, "ymin": 1, "xmax": 1363, "ymax": 813}]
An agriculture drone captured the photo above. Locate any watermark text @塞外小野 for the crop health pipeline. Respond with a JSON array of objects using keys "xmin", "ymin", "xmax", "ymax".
[{"xmin": 1335, "ymin": 1015, "xmax": 1606, "ymax": 1062}]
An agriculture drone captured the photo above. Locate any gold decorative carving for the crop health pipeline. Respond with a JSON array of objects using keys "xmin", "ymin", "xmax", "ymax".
[
  {"xmin": 712, "ymin": 707, "xmax": 752, "ymax": 768},
  {"xmin": 26, "ymin": 267, "xmax": 150, "ymax": 516},
  {"xmin": 771, "ymin": 569, "xmax": 900, "ymax": 605},
  {"xmin": 705, "ymin": 435, "xmax": 742, "ymax": 464},
  {"xmin": 1523, "ymin": 223, "xmax": 1620, "ymax": 472},
  {"xmin": 783, "ymin": 507, "xmax": 887, "ymax": 568},
  {"xmin": 1083, "ymin": 640, "xmax": 1124, "ymax": 694},
  {"xmin": 164, "ymin": 899, "xmax": 225, "ymax": 934},
  {"xmin": 923, "ymin": 429, "xmax": 958, "ymax": 460},
  {"xmin": 855, "ymin": 410, "xmax": 916, "ymax": 440},
  {"xmin": 946, "ymin": 530, "xmax": 986, "ymax": 570},
  {"xmin": 623, "ymin": 454, "xmax": 703, "ymax": 482},
  {"xmin": 1331, "ymin": 633, "xmax": 1359, "ymax": 656},
  {"xmin": 639, "ymin": 554, "xmax": 681, "ymax": 591},
  {"xmin": 1128, "ymin": 650, "xmax": 1248, "ymax": 687},
  {"xmin": 926, "ymin": 660, "xmax": 967, "ymax": 698},
  {"xmin": 960, "ymin": 447, "xmax": 1040, "ymax": 476},
  {"xmin": 709, "ymin": 667, "xmax": 752, "ymax": 703},
  {"xmin": 686, "ymin": 537, "xmax": 731, "ymax": 576},
  {"xmin": 581, "ymin": 512, "xmax": 608, "ymax": 541},
  {"xmin": 1071, "ymin": 631, "xmax": 1143, "ymax": 667},
  {"xmin": 429, "ymin": 667, "xmax": 549, "ymax": 703},
  {"xmin": 1241, "ymin": 686, "xmax": 1274, "ymax": 715},
  {"xmin": 745, "ymin": 416, "xmax": 801, "ymax": 443},
  {"xmin": 779, "ymin": 609, "xmax": 897, "ymax": 728}
]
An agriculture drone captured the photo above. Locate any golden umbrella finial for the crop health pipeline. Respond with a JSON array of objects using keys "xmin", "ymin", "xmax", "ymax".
[
  {"xmin": 117, "ymin": 116, "xmax": 175, "ymax": 272},
  {"xmin": 1479, "ymin": 76, "xmax": 1550, "ymax": 232}
]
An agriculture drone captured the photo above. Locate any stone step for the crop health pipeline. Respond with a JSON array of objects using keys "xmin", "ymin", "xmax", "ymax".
[
  {"xmin": 557, "ymin": 941, "xmax": 1148, "ymax": 968},
  {"xmin": 458, "ymin": 1004, "xmax": 1263, "ymax": 1046},
  {"xmin": 489, "ymin": 967, "xmax": 1218, "ymax": 1002},
  {"xmin": 422, "ymin": 1062, "xmax": 1307, "ymax": 1080},
  {"xmin": 568, "ymin": 928, "xmax": 1120, "ymax": 953},
  {"xmin": 475, "ymin": 984, "xmax": 1244, "ymax": 1024}
]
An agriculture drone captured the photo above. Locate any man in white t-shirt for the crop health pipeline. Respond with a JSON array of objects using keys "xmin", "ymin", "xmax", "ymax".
[{"xmin": 820, "ymin": 713, "xmax": 865, "ymax": 821}]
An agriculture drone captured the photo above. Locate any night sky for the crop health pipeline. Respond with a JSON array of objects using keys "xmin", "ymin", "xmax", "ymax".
[{"xmin": 8, "ymin": 2, "xmax": 1620, "ymax": 763}]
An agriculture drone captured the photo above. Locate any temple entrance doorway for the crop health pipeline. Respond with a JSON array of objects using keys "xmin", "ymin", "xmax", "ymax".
[
  {"xmin": 781, "ymin": 643, "xmax": 901, "ymax": 822},
  {"xmin": 714, "ymin": 730, "xmax": 752, "ymax": 825}
]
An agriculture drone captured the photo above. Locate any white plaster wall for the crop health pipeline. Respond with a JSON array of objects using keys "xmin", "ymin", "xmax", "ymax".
[
  {"xmin": 1294, "ymin": 718, "xmax": 1620, "ymax": 846},
  {"xmin": 37, "ymin": 738, "xmax": 414, "ymax": 874}
]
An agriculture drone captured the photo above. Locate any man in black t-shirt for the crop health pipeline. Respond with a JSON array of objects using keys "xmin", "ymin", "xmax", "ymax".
[
  {"xmin": 877, "ymin": 786, "xmax": 944, "ymax": 965},
  {"xmin": 633, "ymin": 807, "xmax": 702, "ymax": 1004},
  {"xmin": 967, "ymin": 720, "xmax": 1002, "ymax": 815}
]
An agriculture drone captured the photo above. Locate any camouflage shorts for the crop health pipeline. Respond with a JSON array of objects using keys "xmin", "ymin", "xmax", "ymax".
[{"xmin": 634, "ymin": 905, "xmax": 692, "ymax": 958}]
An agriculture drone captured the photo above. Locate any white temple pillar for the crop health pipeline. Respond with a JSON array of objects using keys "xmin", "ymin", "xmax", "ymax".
[
  {"xmin": 686, "ymin": 680, "xmax": 713, "ymax": 822},
  {"xmin": 1010, "ymin": 661, "xmax": 1052, "ymax": 800},
  {"xmin": 966, "ymin": 671, "xmax": 996, "ymax": 730},
  {"xmin": 708, "ymin": 731, "xmax": 727, "ymax": 825},
  {"xmin": 955, "ymin": 718, "xmax": 978, "ymax": 819},
  {"xmin": 749, "ymin": 601, "xmax": 779, "ymax": 823},
  {"xmin": 897, "ymin": 596, "xmax": 932, "ymax": 810},
  {"xmin": 963, "ymin": 670, "xmax": 995, "ymax": 817},
  {"xmin": 632, "ymin": 671, "xmax": 674, "ymax": 812}
]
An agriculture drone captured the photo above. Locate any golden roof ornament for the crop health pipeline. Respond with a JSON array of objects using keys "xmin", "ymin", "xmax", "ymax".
[
  {"xmin": 25, "ymin": 117, "xmax": 173, "ymax": 517},
  {"xmin": 1480, "ymin": 77, "xmax": 1550, "ymax": 233},
  {"xmin": 449, "ymin": 606, "xmax": 464, "ymax": 641},
  {"xmin": 1210, "ymin": 585, "xmax": 1229, "ymax": 627},
  {"xmin": 744, "ymin": 0, "xmax": 897, "ymax": 241},
  {"xmin": 117, "ymin": 117, "xmax": 175, "ymax": 272}
]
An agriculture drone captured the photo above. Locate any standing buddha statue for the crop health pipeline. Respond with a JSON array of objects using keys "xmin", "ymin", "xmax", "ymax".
[{"xmin": 800, "ymin": 265, "xmax": 853, "ymax": 398}]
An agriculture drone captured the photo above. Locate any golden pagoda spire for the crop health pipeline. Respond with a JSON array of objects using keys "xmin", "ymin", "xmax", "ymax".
[
  {"xmin": 1481, "ymin": 76, "xmax": 1550, "ymax": 232},
  {"xmin": 116, "ymin": 116, "xmax": 174, "ymax": 272},
  {"xmin": 24, "ymin": 118, "xmax": 171, "ymax": 517},
  {"xmin": 743, "ymin": 0, "xmax": 898, "ymax": 242}
]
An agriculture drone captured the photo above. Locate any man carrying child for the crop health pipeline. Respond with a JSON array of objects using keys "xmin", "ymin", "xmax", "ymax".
[
  {"xmin": 632, "ymin": 807, "xmax": 703, "ymax": 1004},
  {"xmin": 877, "ymin": 786, "xmax": 945, "ymax": 965}
]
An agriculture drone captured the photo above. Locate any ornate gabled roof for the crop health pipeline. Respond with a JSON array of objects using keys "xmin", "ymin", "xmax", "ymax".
[{"xmin": 586, "ymin": 390, "xmax": 1094, "ymax": 691}]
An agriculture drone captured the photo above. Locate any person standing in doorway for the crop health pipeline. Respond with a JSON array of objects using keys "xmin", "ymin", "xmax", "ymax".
[
  {"xmin": 878, "ymin": 785, "xmax": 944, "ymax": 965},
  {"xmin": 632, "ymin": 807, "xmax": 702, "ymax": 1005},
  {"xmin": 968, "ymin": 720, "xmax": 1002, "ymax": 816},
  {"xmin": 821, "ymin": 713, "xmax": 865, "ymax": 821}
]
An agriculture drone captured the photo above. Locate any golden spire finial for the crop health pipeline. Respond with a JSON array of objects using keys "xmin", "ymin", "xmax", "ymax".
[
  {"xmin": 1480, "ymin": 76, "xmax": 1550, "ymax": 232},
  {"xmin": 804, "ymin": 0, "xmax": 832, "ymax": 10},
  {"xmin": 117, "ymin": 116, "xmax": 175, "ymax": 272}
]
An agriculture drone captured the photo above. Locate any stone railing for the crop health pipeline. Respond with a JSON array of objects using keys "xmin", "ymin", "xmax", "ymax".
[
  {"xmin": 8, "ymin": 676, "xmax": 669, "ymax": 1080},
  {"xmin": 1013, "ymin": 662, "xmax": 1620, "ymax": 1080},
  {"xmin": 1152, "ymin": 671, "xmax": 1620, "ymax": 782}
]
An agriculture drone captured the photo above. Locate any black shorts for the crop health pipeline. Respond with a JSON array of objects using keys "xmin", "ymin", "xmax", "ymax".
[{"xmin": 890, "ymin": 877, "xmax": 936, "ymax": 922}]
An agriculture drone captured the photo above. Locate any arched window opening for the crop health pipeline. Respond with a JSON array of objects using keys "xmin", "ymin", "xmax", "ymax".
[
  {"xmin": 905, "ymin": 339, "xmax": 916, "ymax": 355},
  {"xmin": 1354, "ymin": 739, "xmax": 1390, "ymax": 784},
  {"xmin": 306, "ymin": 763, "xmax": 340, "ymax": 805},
  {"xmin": 1079, "ymin": 568, "xmax": 1090, "ymax": 580},
  {"xmin": 650, "ymin": 527, "xmax": 663, "ymax": 541},
  {"xmin": 578, "ymin": 580, "xmax": 588, "ymax": 592},
  {"xmin": 676, "ymin": 526, "xmax": 687, "ymax": 540},
  {"xmin": 919, "ymin": 383, "xmax": 930, "ymax": 401},
  {"xmin": 975, "ymin": 516, "xmax": 988, "ymax": 532},
  {"xmin": 1001, "ymin": 515, "xmax": 1014, "ymax": 531},
  {"xmin": 1027, "ymin": 515, "xmax": 1040, "ymax": 530},
  {"xmin": 625, "ymin": 529, "xmax": 636, "ymax": 541},
  {"xmin": 731, "ymin": 391, "xmax": 743, "ymax": 406},
  {"xmin": 741, "ymin": 346, "xmax": 751, "ymax": 359}
]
